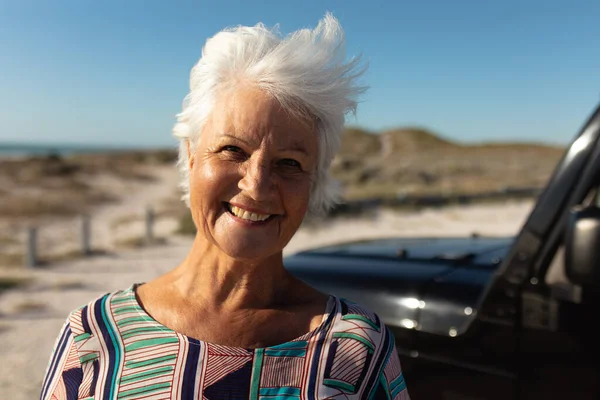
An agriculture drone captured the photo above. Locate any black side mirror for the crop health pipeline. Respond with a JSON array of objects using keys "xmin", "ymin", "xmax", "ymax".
[{"xmin": 565, "ymin": 205, "xmax": 600, "ymax": 287}]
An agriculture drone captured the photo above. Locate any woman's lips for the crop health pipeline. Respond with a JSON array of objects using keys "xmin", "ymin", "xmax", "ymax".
[{"xmin": 224, "ymin": 202, "xmax": 275, "ymax": 223}]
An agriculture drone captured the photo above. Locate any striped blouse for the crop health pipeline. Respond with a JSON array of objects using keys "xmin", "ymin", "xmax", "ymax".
[{"xmin": 40, "ymin": 284, "xmax": 410, "ymax": 399}]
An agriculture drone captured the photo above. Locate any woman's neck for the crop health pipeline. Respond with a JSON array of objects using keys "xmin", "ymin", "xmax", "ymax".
[{"xmin": 168, "ymin": 233, "xmax": 297, "ymax": 312}]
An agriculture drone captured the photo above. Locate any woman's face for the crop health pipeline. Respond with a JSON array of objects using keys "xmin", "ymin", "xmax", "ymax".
[{"xmin": 188, "ymin": 86, "xmax": 318, "ymax": 260}]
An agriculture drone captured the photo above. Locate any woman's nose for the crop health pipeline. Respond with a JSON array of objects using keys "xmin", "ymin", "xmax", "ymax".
[{"xmin": 238, "ymin": 160, "xmax": 274, "ymax": 200}]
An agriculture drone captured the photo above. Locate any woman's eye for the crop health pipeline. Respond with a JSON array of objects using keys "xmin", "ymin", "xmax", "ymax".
[
  {"xmin": 219, "ymin": 145, "xmax": 247, "ymax": 161},
  {"xmin": 280, "ymin": 159, "xmax": 301, "ymax": 168},
  {"xmin": 222, "ymin": 145, "xmax": 243, "ymax": 153}
]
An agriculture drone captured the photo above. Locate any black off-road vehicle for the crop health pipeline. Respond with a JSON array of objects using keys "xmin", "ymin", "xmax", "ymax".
[{"xmin": 285, "ymin": 103, "xmax": 600, "ymax": 399}]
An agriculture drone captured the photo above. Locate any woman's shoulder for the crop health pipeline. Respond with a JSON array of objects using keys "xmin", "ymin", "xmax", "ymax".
[
  {"xmin": 326, "ymin": 296, "xmax": 397, "ymax": 350},
  {"xmin": 318, "ymin": 296, "xmax": 403, "ymax": 398},
  {"xmin": 332, "ymin": 297, "xmax": 390, "ymax": 332},
  {"xmin": 63, "ymin": 283, "xmax": 140, "ymax": 334}
]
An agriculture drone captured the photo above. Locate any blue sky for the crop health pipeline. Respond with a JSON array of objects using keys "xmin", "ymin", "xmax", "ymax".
[{"xmin": 1, "ymin": 0, "xmax": 599, "ymax": 148}]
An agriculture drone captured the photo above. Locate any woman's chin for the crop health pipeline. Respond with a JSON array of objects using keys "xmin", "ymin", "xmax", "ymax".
[{"xmin": 208, "ymin": 215, "xmax": 291, "ymax": 260}]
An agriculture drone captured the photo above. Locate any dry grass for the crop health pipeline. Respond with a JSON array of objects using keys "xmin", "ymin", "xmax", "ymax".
[
  {"xmin": 0, "ymin": 275, "xmax": 31, "ymax": 294},
  {"xmin": 50, "ymin": 279, "xmax": 87, "ymax": 291},
  {"xmin": 110, "ymin": 214, "xmax": 142, "ymax": 230},
  {"xmin": 0, "ymin": 235, "xmax": 19, "ymax": 246},
  {"xmin": 114, "ymin": 236, "xmax": 168, "ymax": 249},
  {"xmin": 0, "ymin": 192, "xmax": 115, "ymax": 218},
  {"xmin": 0, "ymin": 248, "xmax": 104, "ymax": 270},
  {"xmin": 11, "ymin": 300, "xmax": 47, "ymax": 314},
  {"xmin": 45, "ymin": 249, "xmax": 86, "ymax": 263},
  {"xmin": 156, "ymin": 194, "xmax": 189, "ymax": 219},
  {"xmin": 331, "ymin": 128, "xmax": 564, "ymax": 201},
  {"xmin": 109, "ymin": 196, "xmax": 186, "ymax": 232},
  {"xmin": 0, "ymin": 253, "xmax": 25, "ymax": 268},
  {"xmin": 0, "ymin": 150, "xmax": 176, "ymax": 220}
]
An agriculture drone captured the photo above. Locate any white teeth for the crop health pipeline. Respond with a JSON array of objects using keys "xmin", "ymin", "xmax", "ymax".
[{"xmin": 228, "ymin": 204, "xmax": 270, "ymax": 222}]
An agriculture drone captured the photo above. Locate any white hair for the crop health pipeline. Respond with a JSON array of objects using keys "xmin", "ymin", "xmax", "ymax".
[{"xmin": 172, "ymin": 12, "xmax": 367, "ymax": 216}]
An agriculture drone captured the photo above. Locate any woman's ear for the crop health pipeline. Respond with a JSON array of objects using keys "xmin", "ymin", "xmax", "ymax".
[{"xmin": 186, "ymin": 139, "xmax": 195, "ymax": 170}]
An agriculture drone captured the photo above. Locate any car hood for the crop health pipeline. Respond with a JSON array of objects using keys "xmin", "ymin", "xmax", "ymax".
[{"xmin": 284, "ymin": 236, "xmax": 514, "ymax": 337}]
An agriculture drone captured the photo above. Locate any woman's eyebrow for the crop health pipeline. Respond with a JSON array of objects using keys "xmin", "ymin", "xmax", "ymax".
[
  {"xmin": 279, "ymin": 143, "xmax": 309, "ymax": 156},
  {"xmin": 221, "ymin": 133, "xmax": 309, "ymax": 155},
  {"xmin": 219, "ymin": 133, "xmax": 253, "ymax": 146}
]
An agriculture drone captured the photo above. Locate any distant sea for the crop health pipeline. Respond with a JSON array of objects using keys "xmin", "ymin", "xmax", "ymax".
[{"xmin": 0, "ymin": 142, "xmax": 166, "ymax": 158}]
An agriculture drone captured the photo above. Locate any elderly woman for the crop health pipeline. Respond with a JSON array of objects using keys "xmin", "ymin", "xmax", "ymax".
[{"xmin": 41, "ymin": 14, "xmax": 410, "ymax": 400}]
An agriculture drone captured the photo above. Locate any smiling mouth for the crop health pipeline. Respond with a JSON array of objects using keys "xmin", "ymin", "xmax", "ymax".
[{"xmin": 224, "ymin": 203, "xmax": 273, "ymax": 222}]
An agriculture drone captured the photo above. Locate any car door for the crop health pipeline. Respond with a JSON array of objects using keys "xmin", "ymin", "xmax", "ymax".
[{"xmin": 517, "ymin": 190, "xmax": 600, "ymax": 399}]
